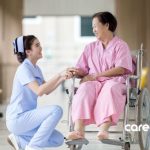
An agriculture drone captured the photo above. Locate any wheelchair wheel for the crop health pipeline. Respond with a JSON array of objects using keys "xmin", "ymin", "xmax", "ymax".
[
  {"xmin": 124, "ymin": 142, "xmax": 130, "ymax": 150},
  {"xmin": 137, "ymin": 88, "xmax": 150, "ymax": 150},
  {"xmin": 145, "ymin": 129, "xmax": 150, "ymax": 150}
]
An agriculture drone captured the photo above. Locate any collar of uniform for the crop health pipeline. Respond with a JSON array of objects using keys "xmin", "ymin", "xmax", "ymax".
[
  {"xmin": 23, "ymin": 58, "xmax": 42, "ymax": 78},
  {"xmin": 23, "ymin": 58, "xmax": 37, "ymax": 69}
]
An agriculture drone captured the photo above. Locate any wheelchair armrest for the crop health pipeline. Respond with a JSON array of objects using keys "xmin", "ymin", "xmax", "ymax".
[
  {"xmin": 126, "ymin": 75, "xmax": 139, "ymax": 87},
  {"xmin": 128, "ymin": 75, "xmax": 139, "ymax": 80}
]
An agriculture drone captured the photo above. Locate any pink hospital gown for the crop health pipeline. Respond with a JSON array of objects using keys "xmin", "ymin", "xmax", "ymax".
[{"xmin": 71, "ymin": 36, "xmax": 133, "ymax": 126}]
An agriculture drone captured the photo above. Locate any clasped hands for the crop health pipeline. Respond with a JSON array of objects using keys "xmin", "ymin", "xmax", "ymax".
[{"xmin": 65, "ymin": 67, "xmax": 97, "ymax": 84}]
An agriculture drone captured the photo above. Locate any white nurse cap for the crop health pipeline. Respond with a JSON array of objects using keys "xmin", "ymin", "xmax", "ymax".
[{"xmin": 13, "ymin": 36, "xmax": 24, "ymax": 54}]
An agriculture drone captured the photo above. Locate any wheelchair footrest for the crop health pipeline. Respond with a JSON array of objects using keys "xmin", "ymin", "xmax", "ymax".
[
  {"xmin": 65, "ymin": 138, "xmax": 89, "ymax": 146},
  {"xmin": 101, "ymin": 139, "xmax": 124, "ymax": 146}
]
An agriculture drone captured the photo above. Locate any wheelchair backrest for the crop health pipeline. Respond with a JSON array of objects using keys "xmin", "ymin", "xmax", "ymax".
[
  {"xmin": 135, "ymin": 47, "xmax": 143, "ymax": 89},
  {"xmin": 128, "ymin": 46, "xmax": 144, "ymax": 102}
]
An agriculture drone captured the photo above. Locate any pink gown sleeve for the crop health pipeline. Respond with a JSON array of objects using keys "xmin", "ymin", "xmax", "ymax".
[
  {"xmin": 75, "ymin": 45, "xmax": 90, "ymax": 74},
  {"xmin": 115, "ymin": 43, "xmax": 133, "ymax": 74}
]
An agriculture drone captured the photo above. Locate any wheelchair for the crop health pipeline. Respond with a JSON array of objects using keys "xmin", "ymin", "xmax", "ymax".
[
  {"xmin": 145, "ymin": 129, "xmax": 150, "ymax": 150},
  {"xmin": 65, "ymin": 44, "xmax": 150, "ymax": 150}
]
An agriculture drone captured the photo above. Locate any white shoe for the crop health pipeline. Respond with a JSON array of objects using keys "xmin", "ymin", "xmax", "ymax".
[
  {"xmin": 7, "ymin": 134, "xmax": 20, "ymax": 150},
  {"xmin": 25, "ymin": 145, "xmax": 43, "ymax": 150}
]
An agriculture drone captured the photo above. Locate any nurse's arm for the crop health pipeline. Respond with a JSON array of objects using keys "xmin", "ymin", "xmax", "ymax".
[{"xmin": 27, "ymin": 72, "xmax": 72, "ymax": 96}]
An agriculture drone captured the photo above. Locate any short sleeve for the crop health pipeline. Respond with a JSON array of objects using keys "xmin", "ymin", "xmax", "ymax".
[
  {"xmin": 36, "ymin": 66, "xmax": 44, "ymax": 79},
  {"xmin": 75, "ymin": 45, "xmax": 90, "ymax": 74},
  {"xmin": 16, "ymin": 65, "xmax": 35, "ymax": 86},
  {"xmin": 115, "ymin": 43, "xmax": 133, "ymax": 74}
]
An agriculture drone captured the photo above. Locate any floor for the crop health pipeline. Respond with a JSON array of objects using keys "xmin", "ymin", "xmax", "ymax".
[{"xmin": 0, "ymin": 84, "xmax": 145, "ymax": 150}]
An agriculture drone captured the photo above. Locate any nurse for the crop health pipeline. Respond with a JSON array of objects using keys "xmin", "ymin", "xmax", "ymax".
[
  {"xmin": 6, "ymin": 35, "xmax": 72, "ymax": 150},
  {"xmin": 67, "ymin": 12, "xmax": 133, "ymax": 140}
]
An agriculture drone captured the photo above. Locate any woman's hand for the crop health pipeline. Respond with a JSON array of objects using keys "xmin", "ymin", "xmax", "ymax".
[
  {"xmin": 80, "ymin": 74, "xmax": 97, "ymax": 84},
  {"xmin": 67, "ymin": 67, "xmax": 87, "ymax": 78},
  {"xmin": 59, "ymin": 70, "xmax": 73, "ymax": 80}
]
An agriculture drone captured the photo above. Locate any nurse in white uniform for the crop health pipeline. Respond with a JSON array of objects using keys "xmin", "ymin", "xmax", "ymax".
[{"xmin": 6, "ymin": 35, "xmax": 72, "ymax": 150}]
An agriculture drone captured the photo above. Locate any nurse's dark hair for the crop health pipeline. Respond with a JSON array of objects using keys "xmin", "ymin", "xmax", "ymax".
[
  {"xmin": 92, "ymin": 11, "xmax": 117, "ymax": 32},
  {"xmin": 16, "ymin": 35, "xmax": 37, "ymax": 63}
]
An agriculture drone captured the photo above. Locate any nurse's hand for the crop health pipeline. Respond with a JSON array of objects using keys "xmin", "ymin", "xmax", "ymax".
[
  {"xmin": 59, "ymin": 70, "xmax": 73, "ymax": 80},
  {"xmin": 67, "ymin": 67, "xmax": 87, "ymax": 78},
  {"xmin": 80, "ymin": 74, "xmax": 97, "ymax": 84}
]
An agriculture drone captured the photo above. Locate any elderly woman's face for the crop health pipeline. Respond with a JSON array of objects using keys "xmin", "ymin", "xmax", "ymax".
[{"xmin": 92, "ymin": 17, "xmax": 108, "ymax": 40}]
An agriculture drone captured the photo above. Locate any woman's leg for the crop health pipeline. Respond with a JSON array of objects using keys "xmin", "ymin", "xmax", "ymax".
[
  {"xmin": 67, "ymin": 119, "xmax": 85, "ymax": 140},
  {"xmin": 46, "ymin": 130, "xmax": 64, "ymax": 147},
  {"xmin": 94, "ymin": 80, "xmax": 126, "ymax": 140},
  {"xmin": 7, "ymin": 105, "xmax": 63, "ymax": 149},
  {"xmin": 67, "ymin": 81, "xmax": 102, "ymax": 140},
  {"xmin": 74, "ymin": 119, "xmax": 85, "ymax": 134},
  {"xmin": 94, "ymin": 81, "xmax": 126, "ymax": 126},
  {"xmin": 27, "ymin": 106, "xmax": 63, "ymax": 149},
  {"xmin": 97, "ymin": 118, "xmax": 111, "ymax": 140}
]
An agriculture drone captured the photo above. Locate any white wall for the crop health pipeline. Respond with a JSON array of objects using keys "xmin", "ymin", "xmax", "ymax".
[
  {"xmin": 24, "ymin": 0, "xmax": 115, "ymax": 16},
  {"xmin": 23, "ymin": 16, "xmax": 95, "ymax": 69}
]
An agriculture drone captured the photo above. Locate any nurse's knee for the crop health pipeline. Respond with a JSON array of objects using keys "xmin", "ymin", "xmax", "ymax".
[{"xmin": 51, "ymin": 105, "xmax": 63, "ymax": 118}]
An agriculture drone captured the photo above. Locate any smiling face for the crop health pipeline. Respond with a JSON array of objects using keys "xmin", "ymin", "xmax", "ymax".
[
  {"xmin": 26, "ymin": 38, "xmax": 43, "ymax": 62},
  {"xmin": 92, "ymin": 17, "xmax": 109, "ymax": 40}
]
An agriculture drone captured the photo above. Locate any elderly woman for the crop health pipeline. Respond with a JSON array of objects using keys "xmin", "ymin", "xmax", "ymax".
[{"xmin": 67, "ymin": 11, "xmax": 132, "ymax": 140}]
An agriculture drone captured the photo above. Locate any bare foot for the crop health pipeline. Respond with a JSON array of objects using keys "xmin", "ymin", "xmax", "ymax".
[
  {"xmin": 97, "ymin": 131, "xmax": 109, "ymax": 140},
  {"xmin": 67, "ymin": 131, "xmax": 84, "ymax": 140},
  {"xmin": 97, "ymin": 121, "xmax": 111, "ymax": 140}
]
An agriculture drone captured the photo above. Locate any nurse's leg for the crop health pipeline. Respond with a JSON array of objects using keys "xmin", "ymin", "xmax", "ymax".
[
  {"xmin": 42, "ymin": 130, "xmax": 64, "ymax": 147},
  {"xmin": 19, "ymin": 125, "xmax": 64, "ymax": 148},
  {"xmin": 12, "ymin": 128, "xmax": 64, "ymax": 148},
  {"xmin": 9, "ymin": 105, "xmax": 63, "ymax": 149},
  {"xmin": 28, "ymin": 106, "xmax": 64, "ymax": 148}
]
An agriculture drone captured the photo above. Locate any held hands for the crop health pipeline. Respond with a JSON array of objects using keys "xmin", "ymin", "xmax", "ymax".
[
  {"xmin": 66, "ymin": 67, "xmax": 86, "ymax": 77},
  {"xmin": 59, "ymin": 67, "xmax": 82, "ymax": 81},
  {"xmin": 66, "ymin": 67, "xmax": 97, "ymax": 83},
  {"xmin": 59, "ymin": 70, "xmax": 73, "ymax": 80}
]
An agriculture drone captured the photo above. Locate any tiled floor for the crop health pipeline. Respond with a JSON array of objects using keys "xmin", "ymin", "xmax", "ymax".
[{"xmin": 0, "ymin": 86, "xmax": 145, "ymax": 150}]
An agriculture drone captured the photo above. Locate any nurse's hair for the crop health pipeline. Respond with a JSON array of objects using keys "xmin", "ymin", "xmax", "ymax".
[
  {"xmin": 92, "ymin": 11, "xmax": 117, "ymax": 32},
  {"xmin": 13, "ymin": 35, "xmax": 37, "ymax": 63}
]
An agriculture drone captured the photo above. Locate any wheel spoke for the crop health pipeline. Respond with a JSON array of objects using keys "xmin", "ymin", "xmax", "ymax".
[{"xmin": 138, "ymin": 88, "xmax": 150, "ymax": 150}]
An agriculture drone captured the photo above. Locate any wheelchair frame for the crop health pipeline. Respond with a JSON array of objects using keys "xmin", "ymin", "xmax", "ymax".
[
  {"xmin": 145, "ymin": 129, "xmax": 150, "ymax": 150},
  {"xmin": 65, "ymin": 44, "xmax": 150, "ymax": 150}
]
